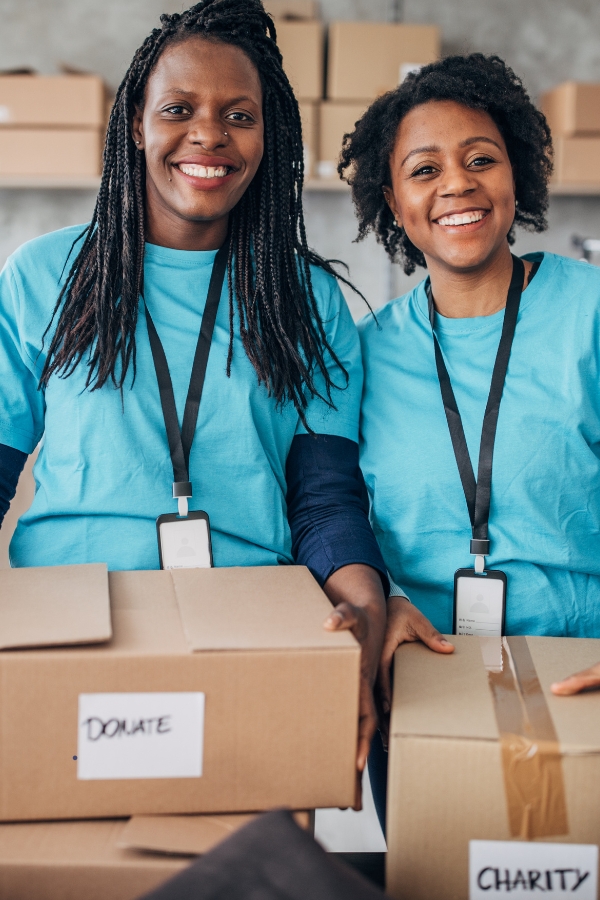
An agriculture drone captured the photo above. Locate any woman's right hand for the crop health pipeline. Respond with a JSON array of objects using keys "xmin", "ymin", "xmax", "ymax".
[{"xmin": 377, "ymin": 596, "xmax": 454, "ymax": 748}]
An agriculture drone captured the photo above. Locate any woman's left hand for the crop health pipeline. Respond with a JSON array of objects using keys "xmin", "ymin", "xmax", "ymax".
[
  {"xmin": 551, "ymin": 662, "xmax": 600, "ymax": 695},
  {"xmin": 322, "ymin": 564, "xmax": 387, "ymax": 809}
]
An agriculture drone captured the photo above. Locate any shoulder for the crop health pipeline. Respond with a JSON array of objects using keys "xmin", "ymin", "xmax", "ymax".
[
  {"xmin": 357, "ymin": 282, "xmax": 425, "ymax": 344},
  {"xmin": 528, "ymin": 251, "xmax": 600, "ymax": 294},
  {"xmin": 6, "ymin": 224, "xmax": 89, "ymax": 287}
]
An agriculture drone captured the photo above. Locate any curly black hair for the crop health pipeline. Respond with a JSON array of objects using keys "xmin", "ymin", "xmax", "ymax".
[
  {"xmin": 40, "ymin": 0, "xmax": 356, "ymax": 427},
  {"xmin": 338, "ymin": 53, "xmax": 553, "ymax": 275}
]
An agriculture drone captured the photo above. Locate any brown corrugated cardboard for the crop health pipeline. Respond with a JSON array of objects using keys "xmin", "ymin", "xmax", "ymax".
[
  {"xmin": 0, "ymin": 563, "xmax": 110, "ymax": 649},
  {"xmin": 327, "ymin": 22, "xmax": 440, "ymax": 101},
  {"xmin": 265, "ymin": 0, "xmax": 318, "ymax": 18},
  {"xmin": 299, "ymin": 101, "xmax": 317, "ymax": 177},
  {"xmin": 0, "ymin": 128, "xmax": 102, "ymax": 176},
  {"xmin": 541, "ymin": 82, "xmax": 600, "ymax": 137},
  {"xmin": 0, "ymin": 75, "xmax": 105, "ymax": 128},
  {"xmin": 0, "ymin": 566, "xmax": 359, "ymax": 820},
  {"xmin": 386, "ymin": 636, "xmax": 600, "ymax": 900},
  {"xmin": 318, "ymin": 101, "xmax": 368, "ymax": 178},
  {"xmin": 0, "ymin": 812, "xmax": 309, "ymax": 900},
  {"xmin": 277, "ymin": 21, "xmax": 323, "ymax": 100},
  {"xmin": 551, "ymin": 135, "xmax": 600, "ymax": 185}
]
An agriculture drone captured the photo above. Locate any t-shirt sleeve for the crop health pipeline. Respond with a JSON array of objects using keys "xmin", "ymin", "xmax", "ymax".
[
  {"xmin": 0, "ymin": 260, "xmax": 45, "ymax": 453},
  {"xmin": 296, "ymin": 271, "xmax": 363, "ymax": 441}
]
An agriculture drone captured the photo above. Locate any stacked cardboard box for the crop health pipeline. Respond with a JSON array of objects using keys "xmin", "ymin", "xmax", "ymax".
[
  {"xmin": 0, "ymin": 73, "xmax": 105, "ymax": 177},
  {"xmin": 542, "ymin": 82, "xmax": 600, "ymax": 186},
  {"xmin": 386, "ymin": 635, "xmax": 600, "ymax": 900},
  {"xmin": 0, "ymin": 561, "xmax": 358, "ymax": 895}
]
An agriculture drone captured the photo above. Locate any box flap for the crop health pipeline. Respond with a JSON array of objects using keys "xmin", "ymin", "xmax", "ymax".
[
  {"xmin": 170, "ymin": 566, "xmax": 357, "ymax": 652},
  {"xmin": 0, "ymin": 563, "xmax": 111, "ymax": 649},
  {"xmin": 392, "ymin": 635, "xmax": 600, "ymax": 753},
  {"xmin": 117, "ymin": 814, "xmax": 257, "ymax": 856}
]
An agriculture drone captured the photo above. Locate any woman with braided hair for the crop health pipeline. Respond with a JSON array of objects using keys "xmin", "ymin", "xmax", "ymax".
[{"xmin": 0, "ymin": 0, "xmax": 388, "ymax": 777}]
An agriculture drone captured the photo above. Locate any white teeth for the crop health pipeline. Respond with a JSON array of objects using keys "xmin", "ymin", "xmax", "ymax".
[
  {"xmin": 178, "ymin": 164, "xmax": 229, "ymax": 178},
  {"xmin": 437, "ymin": 211, "xmax": 487, "ymax": 226}
]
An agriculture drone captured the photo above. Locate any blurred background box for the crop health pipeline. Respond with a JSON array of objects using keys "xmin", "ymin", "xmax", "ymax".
[
  {"xmin": 552, "ymin": 135, "xmax": 600, "ymax": 185},
  {"xmin": 265, "ymin": 0, "xmax": 318, "ymax": 19},
  {"xmin": 317, "ymin": 101, "xmax": 367, "ymax": 179},
  {"xmin": 326, "ymin": 22, "xmax": 440, "ymax": 102},
  {"xmin": 0, "ymin": 128, "xmax": 101, "ymax": 176},
  {"xmin": 277, "ymin": 21, "xmax": 323, "ymax": 99},
  {"xmin": 541, "ymin": 82, "xmax": 600, "ymax": 137},
  {"xmin": 299, "ymin": 101, "xmax": 318, "ymax": 177},
  {"xmin": 0, "ymin": 74, "xmax": 105, "ymax": 128}
]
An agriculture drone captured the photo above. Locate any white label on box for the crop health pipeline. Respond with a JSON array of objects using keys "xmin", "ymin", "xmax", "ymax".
[
  {"xmin": 470, "ymin": 841, "xmax": 598, "ymax": 899},
  {"xmin": 77, "ymin": 692, "xmax": 205, "ymax": 780}
]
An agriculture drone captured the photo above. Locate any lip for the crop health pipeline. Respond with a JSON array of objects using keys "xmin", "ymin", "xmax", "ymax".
[
  {"xmin": 432, "ymin": 207, "xmax": 491, "ymax": 233},
  {"xmin": 172, "ymin": 155, "xmax": 240, "ymax": 191}
]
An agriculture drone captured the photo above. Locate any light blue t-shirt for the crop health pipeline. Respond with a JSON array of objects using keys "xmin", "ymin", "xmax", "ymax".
[
  {"xmin": 0, "ymin": 225, "xmax": 362, "ymax": 570},
  {"xmin": 359, "ymin": 252, "xmax": 600, "ymax": 638}
]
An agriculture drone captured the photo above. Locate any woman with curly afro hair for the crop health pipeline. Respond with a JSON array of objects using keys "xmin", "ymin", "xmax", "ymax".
[{"xmin": 340, "ymin": 54, "xmax": 600, "ymax": 826}]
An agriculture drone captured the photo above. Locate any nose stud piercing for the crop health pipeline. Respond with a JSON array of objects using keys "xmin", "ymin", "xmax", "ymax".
[{"xmin": 223, "ymin": 132, "xmax": 228, "ymax": 136}]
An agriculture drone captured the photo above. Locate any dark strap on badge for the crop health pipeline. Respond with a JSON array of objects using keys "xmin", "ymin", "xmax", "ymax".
[
  {"xmin": 426, "ymin": 254, "xmax": 525, "ymax": 557},
  {"xmin": 146, "ymin": 239, "xmax": 229, "ymax": 501}
]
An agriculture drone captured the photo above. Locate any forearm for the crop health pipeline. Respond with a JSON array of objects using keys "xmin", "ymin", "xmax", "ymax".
[{"xmin": 324, "ymin": 563, "xmax": 386, "ymax": 686}]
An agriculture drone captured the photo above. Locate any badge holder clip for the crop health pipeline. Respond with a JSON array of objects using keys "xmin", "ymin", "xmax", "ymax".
[
  {"xmin": 173, "ymin": 480, "xmax": 192, "ymax": 518},
  {"xmin": 470, "ymin": 538, "xmax": 489, "ymax": 575}
]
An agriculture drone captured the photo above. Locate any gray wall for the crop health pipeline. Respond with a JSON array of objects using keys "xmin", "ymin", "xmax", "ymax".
[{"xmin": 2, "ymin": 0, "xmax": 600, "ymax": 318}]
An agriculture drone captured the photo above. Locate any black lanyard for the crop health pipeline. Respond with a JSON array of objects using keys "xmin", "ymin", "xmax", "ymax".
[
  {"xmin": 145, "ymin": 239, "xmax": 229, "ymax": 504},
  {"xmin": 426, "ymin": 254, "xmax": 524, "ymax": 559}
]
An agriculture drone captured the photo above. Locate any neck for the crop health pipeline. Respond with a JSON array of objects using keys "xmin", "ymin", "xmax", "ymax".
[
  {"xmin": 427, "ymin": 245, "xmax": 530, "ymax": 319},
  {"xmin": 144, "ymin": 192, "xmax": 229, "ymax": 251}
]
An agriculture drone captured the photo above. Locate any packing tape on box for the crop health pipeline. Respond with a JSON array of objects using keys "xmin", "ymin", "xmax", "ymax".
[{"xmin": 480, "ymin": 635, "xmax": 568, "ymax": 840}]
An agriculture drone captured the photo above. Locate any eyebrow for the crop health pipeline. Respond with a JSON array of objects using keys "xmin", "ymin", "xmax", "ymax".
[
  {"xmin": 163, "ymin": 89, "xmax": 258, "ymax": 105},
  {"xmin": 401, "ymin": 135, "xmax": 502, "ymax": 167}
]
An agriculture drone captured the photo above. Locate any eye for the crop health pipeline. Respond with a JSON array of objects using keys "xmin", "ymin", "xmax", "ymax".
[
  {"xmin": 163, "ymin": 105, "xmax": 191, "ymax": 116},
  {"xmin": 470, "ymin": 155, "xmax": 496, "ymax": 167},
  {"xmin": 226, "ymin": 111, "xmax": 255, "ymax": 124},
  {"xmin": 411, "ymin": 164, "xmax": 438, "ymax": 177}
]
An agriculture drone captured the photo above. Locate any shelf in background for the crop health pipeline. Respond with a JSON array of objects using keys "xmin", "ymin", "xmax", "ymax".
[{"xmin": 549, "ymin": 183, "xmax": 600, "ymax": 196}]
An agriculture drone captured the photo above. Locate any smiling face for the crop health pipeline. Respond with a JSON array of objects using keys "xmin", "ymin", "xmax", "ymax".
[
  {"xmin": 132, "ymin": 36, "xmax": 264, "ymax": 250},
  {"xmin": 383, "ymin": 100, "xmax": 516, "ymax": 276}
]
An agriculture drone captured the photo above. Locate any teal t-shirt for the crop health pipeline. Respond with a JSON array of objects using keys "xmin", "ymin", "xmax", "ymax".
[
  {"xmin": 359, "ymin": 252, "xmax": 600, "ymax": 638},
  {"xmin": 0, "ymin": 225, "xmax": 362, "ymax": 570}
]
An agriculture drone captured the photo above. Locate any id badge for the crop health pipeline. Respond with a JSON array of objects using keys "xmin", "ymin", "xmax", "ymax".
[
  {"xmin": 452, "ymin": 568, "xmax": 506, "ymax": 637},
  {"xmin": 156, "ymin": 510, "xmax": 213, "ymax": 570}
]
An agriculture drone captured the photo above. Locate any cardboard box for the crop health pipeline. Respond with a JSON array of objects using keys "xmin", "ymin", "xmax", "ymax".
[
  {"xmin": 265, "ymin": 0, "xmax": 318, "ymax": 19},
  {"xmin": 317, "ymin": 101, "xmax": 368, "ymax": 178},
  {"xmin": 327, "ymin": 22, "xmax": 440, "ymax": 101},
  {"xmin": 299, "ymin": 101, "xmax": 318, "ymax": 177},
  {"xmin": 0, "ymin": 564, "xmax": 359, "ymax": 820},
  {"xmin": 0, "ymin": 812, "xmax": 310, "ymax": 900},
  {"xmin": 386, "ymin": 635, "xmax": 600, "ymax": 900},
  {"xmin": 277, "ymin": 21, "xmax": 323, "ymax": 100},
  {"xmin": 0, "ymin": 128, "xmax": 102, "ymax": 176},
  {"xmin": 551, "ymin": 135, "xmax": 600, "ymax": 185},
  {"xmin": 541, "ymin": 82, "xmax": 600, "ymax": 138},
  {"xmin": 0, "ymin": 75, "xmax": 105, "ymax": 128}
]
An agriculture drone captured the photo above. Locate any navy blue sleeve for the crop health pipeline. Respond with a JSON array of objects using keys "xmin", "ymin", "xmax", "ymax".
[
  {"xmin": 286, "ymin": 433, "xmax": 389, "ymax": 595},
  {"xmin": 0, "ymin": 442, "xmax": 27, "ymax": 528}
]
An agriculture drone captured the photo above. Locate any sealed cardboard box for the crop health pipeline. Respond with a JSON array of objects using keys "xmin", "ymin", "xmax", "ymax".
[
  {"xmin": 299, "ymin": 100, "xmax": 318, "ymax": 177},
  {"xmin": 0, "ymin": 128, "xmax": 102, "ymax": 176},
  {"xmin": 387, "ymin": 635, "xmax": 600, "ymax": 900},
  {"xmin": 265, "ymin": 0, "xmax": 318, "ymax": 18},
  {"xmin": 541, "ymin": 82, "xmax": 600, "ymax": 137},
  {"xmin": 318, "ymin": 101, "xmax": 367, "ymax": 178},
  {"xmin": 0, "ymin": 564, "xmax": 359, "ymax": 820},
  {"xmin": 0, "ymin": 812, "xmax": 310, "ymax": 900},
  {"xmin": 277, "ymin": 21, "xmax": 323, "ymax": 100},
  {"xmin": 327, "ymin": 22, "xmax": 440, "ymax": 101},
  {"xmin": 552, "ymin": 135, "xmax": 600, "ymax": 185},
  {"xmin": 0, "ymin": 74, "xmax": 105, "ymax": 128}
]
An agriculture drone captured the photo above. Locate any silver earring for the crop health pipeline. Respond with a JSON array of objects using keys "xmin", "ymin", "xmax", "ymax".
[{"xmin": 135, "ymin": 140, "xmax": 140, "ymax": 145}]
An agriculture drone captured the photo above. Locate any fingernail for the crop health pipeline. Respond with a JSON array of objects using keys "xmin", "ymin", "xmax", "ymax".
[{"xmin": 439, "ymin": 638, "xmax": 452, "ymax": 646}]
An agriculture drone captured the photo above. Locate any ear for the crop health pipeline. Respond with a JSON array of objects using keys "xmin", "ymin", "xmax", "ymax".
[
  {"xmin": 131, "ymin": 106, "xmax": 144, "ymax": 149},
  {"xmin": 382, "ymin": 185, "xmax": 402, "ymax": 230}
]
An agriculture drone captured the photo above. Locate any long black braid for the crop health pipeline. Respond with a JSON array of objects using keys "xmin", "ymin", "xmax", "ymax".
[{"xmin": 40, "ymin": 0, "xmax": 358, "ymax": 424}]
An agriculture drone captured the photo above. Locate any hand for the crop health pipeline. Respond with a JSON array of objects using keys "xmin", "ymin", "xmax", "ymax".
[
  {"xmin": 322, "ymin": 564, "xmax": 387, "ymax": 809},
  {"xmin": 551, "ymin": 662, "xmax": 600, "ymax": 695},
  {"xmin": 377, "ymin": 596, "xmax": 454, "ymax": 749}
]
